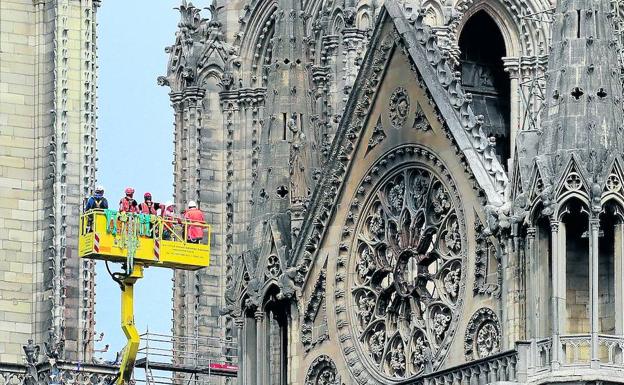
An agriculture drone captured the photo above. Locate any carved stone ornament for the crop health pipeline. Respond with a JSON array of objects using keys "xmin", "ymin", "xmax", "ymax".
[
  {"xmin": 305, "ymin": 355, "xmax": 341, "ymax": 385},
  {"xmin": 412, "ymin": 105, "xmax": 429, "ymax": 131},
  {"xmin": 464, "ymin": 307, "xmax": 501, "ymax": 360},
  {"xmin": 368, "ymin": 116, "xmax": 387, "ymax": 151},
  {"xmin": 301, "ymin": 269, "xmax": 329, "ymax": 351},
  {"xmin": 473, "ymin": 216, "xmax": 501, "ymax": 297},
  {"xmin": 389, "ymin": 87, "xmax": 410, "ymax": 129},
  {"xmin": 336, "ymin": 146, "xmax": 466, "ymax": 382}
]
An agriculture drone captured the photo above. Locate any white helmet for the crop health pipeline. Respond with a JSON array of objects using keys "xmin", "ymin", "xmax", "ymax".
[
  {"xmin": 95, "ymin": 185, "xmax": 104, "ymax": 193},
  {"xmin": 165, "ymin": 200, "xmax": 174, "ymax": 207},
  {"xmin": 188, "ymin": 200, "xmax": 197, "ymax": 208}
]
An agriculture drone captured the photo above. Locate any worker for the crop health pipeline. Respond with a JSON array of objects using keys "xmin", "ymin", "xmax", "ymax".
[
  {"xmin": 161, "ymin": 201, "xmax": 178, "ymax": 241},
  {"xmin": 84, "ymin": 185, "xmax": 108, "ymax": 233},
  {"xmin": 183, "ymin": 201, "xmax": 205, "ymax": 243},
  {"xmin": 85, "ymin": 185, "xmax": 108, "ymax": 211},
  {"xmin": 119, "ymin": 187, "xmax": 138, "ymax": 213},
  {"xmin": 138, "ymin": 192, "xmax": 160, "ymax": 215}
]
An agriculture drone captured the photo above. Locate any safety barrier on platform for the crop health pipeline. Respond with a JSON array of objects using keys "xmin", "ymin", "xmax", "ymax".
[
  {"xmin": 78, "ymin": 209, "xmax": 210, "ymax": 270},
  {"xmin": 134, "ymin": 332, "xmax": 238, "ymax": 385}
]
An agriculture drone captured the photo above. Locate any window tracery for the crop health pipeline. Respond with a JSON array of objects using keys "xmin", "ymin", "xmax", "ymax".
[
  {"xmin": 336, "ymin": 147, "xmax": 467, "ymax": 382},
  {"xmin": 304, "ymin": 355, "xmax": 341, "ymax": 385},
  {"xmin": 464, "ymin": 307, "xmax": 501, "ymax": 360}
]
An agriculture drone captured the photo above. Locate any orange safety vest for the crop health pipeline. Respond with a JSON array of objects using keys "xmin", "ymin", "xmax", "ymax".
[
  {"xmin": 184, "ymin": 208, "xmax": 205, "ymax": 240},
  {"xmin": 139, "ymin": 202, "xmax": 157, "ymax": 215},
  {"xmin": 119, "ymin": 197, "xmax": 138, "ymax": 213}
]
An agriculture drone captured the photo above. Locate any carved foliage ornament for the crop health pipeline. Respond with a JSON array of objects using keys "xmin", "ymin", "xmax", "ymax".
[
  {"xmin": 305, "ymin": 355, "xmax": 341, "ymax": 385},
  {"xmin": 473, "ymin": 216, "xmax": 501, "ymax": 297},
  {"xmin": 301, "ymin": 269, "xmax": 329, "ymax": 351},
  {"xmin": 368, "ymin": 116, "xmax": 387, "ymax": 151},
  {"xmin": 337, "ymin": 146, "xmax": 466, "ymax": 382},
  {"xmin": 464, "ymin": 307, "xmax": 501, "ymax": 360},
  {"xmin": 389, "ymin": 87, "xmax": 410, "ymax": 129}
]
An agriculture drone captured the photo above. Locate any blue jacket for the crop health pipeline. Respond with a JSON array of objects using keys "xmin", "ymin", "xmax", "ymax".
[{"xmin": 86, "ymin": 196, "xmax": 108, "ymax": 210}]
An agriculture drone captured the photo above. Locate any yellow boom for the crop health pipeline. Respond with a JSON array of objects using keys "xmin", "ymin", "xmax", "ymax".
[
  {"xmin": 117, "ymin": 265, "xmax": 143, "ymax": 385},
  {"xmin": 78, "ymin": 209, "xmax": 210, "ymax": 384}
]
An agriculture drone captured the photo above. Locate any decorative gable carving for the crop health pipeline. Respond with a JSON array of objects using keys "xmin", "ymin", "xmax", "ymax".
[
  {"xmin": 301, "ymin": 265, "xmax": 329, "ymax": 352},
  {"xmin": 464, "ymin": 308, "xmax": 501, "ymax": 360},
  {"xmin": 473, "ymin": 215, "xmax": 501, "ymax": 297},
  {"xmin": 412, "ymin": 103, "xmax": 429, "ymax": 131},
  {"xmin": 389, "ymin": 87, "xmax": 410, "ymax": 129},
  {"xmin": 367, "ymin": 116, "xmax": 386, "ymax": 152}
]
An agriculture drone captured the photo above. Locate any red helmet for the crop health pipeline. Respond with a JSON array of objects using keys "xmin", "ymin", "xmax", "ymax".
[
  {"xmin": 125, "ymin": 187, "xmax": 134, "ymax": 196},
  {"xmin": 144, "ymin": 192, "xmax": 152, "ymax": 200}
]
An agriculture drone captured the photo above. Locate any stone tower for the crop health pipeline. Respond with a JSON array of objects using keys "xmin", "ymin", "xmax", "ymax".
[
  {"xmin": 161, "ymin": 0, "xmax": 383, "ymax": 361},
  {"xmin": 0, "ymin": 0, "xmax": 100, "ymax": 363},
  {"xmin": 512, "ymin": 0, "xmax": 624, "ymax": 367}
]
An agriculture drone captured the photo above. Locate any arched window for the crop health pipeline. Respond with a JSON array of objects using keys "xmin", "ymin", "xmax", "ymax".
[{"xmin": 459, "ymin": 11, "xmax": 510, "ymax": 166}]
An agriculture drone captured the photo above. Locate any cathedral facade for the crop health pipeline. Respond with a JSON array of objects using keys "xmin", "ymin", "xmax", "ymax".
[{"xmin": 162, "ymin": 0, "xmax": 624, "ymax": 384}]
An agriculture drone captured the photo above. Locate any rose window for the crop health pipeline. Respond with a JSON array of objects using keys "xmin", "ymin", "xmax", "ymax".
[{"xmin": 350, "ymin": 166, "xmax": 464, "ymax": 380}]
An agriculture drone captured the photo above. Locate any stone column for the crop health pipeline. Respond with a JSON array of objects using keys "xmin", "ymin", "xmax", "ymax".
[
  {"xmin": 255, "ymin": 310, "xmax": 265, "ymax": 385},
  {"xmin": 235, "ymin": 318, "xmax": 244, "ymax": 384},
  {"xmin": 589, "ymin": 218, "xmax": 600, "ymax": 367},
  {"xmin": 244, "ymin": 315, "xmax": 257, "ymax": 385},
  {"xmin": 503, "ymin": 57, "xmax": 520, "ymax": 163},
  {"xmin": 615, "ymin": 222, "xmax": 624, "ymax": 334},
  {"xmin": 550, "ymin": 219, "xmax": 566, "ymax": 368},
  {"xmin": 342, "ymin": 28, "xmax": 366, "ymax": 93},
  {"xmin": 526, "ymin": 227, "xmax": 537, "ymax": 338}
]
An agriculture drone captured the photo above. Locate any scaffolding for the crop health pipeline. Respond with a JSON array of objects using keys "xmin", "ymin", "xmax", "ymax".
[
  {"xmin": 613, "ymin": 0, "xmax": 624, "ymax": 85},
  {"xmin": 135, "ymin": 332, "xmax": 238, "ymax": 385},
  {"xmin": 519, "ymin": 73, "xmax": 547, "ymax": 132},
  {"xmin": 516, "ymin": 2, "xmax": 624, "ymax": 133},
  {"xmin": 513, "ymin": 7, "xmax": 553, "ymax": 132}
]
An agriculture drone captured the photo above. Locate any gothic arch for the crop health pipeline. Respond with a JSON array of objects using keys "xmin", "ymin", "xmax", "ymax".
[
  {"xmin": 357, "ymin": 4, "xmax": 372, "ymax": 30},
  {"xmin": 421, "ymin": 0, "xmax": 444, "ymax": 28},
  {"xmin": 456, "ymin": 2, "xmax": 519, "ymax": 57},
  {"xmin": 602, "ymin": 195, "xmax": 624, "ymax": 213},
  {"xmin": 197, "ymin": 67, "xmax": 224, "ymax": 89},
  {"xmin": 458, "ymin": 9, "xmax": 512, "ymax": 165},
  {"xmin": 452, "ymin": 0, "xmax": 550, "ymax": 57},
  {"xmin": 238, "ymin": 0, "xmax": 278, "ymax": 86},
  {"xmin": 555, "ymin": 194, "xmax": 590, "ymax": 220},
  {"xmin": 332, "ymin": 12, "xmax": 345, "ymax": 34}
]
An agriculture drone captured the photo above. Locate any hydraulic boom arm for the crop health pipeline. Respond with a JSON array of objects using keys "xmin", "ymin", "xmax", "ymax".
[{"xmin": 116, "ymin": 265, "xmax": 144, "ymax": 385}]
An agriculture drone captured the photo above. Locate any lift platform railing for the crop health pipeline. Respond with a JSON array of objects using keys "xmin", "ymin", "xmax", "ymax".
[
  {"xmin": 79, "ymin": 209, "xmax": 211, "ymax": 270},
  {"xmin": 135, "ymin": 332, "xmax": 238, "ymax": 385}
]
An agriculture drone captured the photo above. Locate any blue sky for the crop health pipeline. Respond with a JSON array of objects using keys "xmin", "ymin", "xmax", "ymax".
[{"xmin": 95, "ymin": 0, "xmax": 182, "ymax": 360}]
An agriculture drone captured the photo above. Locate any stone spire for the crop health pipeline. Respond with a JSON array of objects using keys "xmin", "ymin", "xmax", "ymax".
[
  {"xmin": 250, "ymin": 0, "xmax": 315, "ymax": 250},
  {"xmin": 537, "ymin": 0, "xmax": 624, "ymax": 180}
]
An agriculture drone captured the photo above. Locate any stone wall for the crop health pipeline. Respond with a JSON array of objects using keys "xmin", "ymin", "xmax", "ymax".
[{"xmin": 0, "ymin": 0, "xmax": 98, "ymax": 364}]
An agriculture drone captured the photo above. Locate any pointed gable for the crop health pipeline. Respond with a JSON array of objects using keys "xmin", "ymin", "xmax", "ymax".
[
  {"xmin": 293, "ymin": 2, "xmax": 508, "ymax": 271},
  {"xmin": 286, "ymin": 4, "xmax": 516, "ymax": 376}
]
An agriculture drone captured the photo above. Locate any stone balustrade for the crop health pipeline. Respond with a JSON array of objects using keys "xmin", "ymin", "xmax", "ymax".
[
  {"xmin": 4, "ymin": 335, "xmax": 624, "ymax": 385},
  {"xmin": 398, "ymin": 350, "xmax": 518, "ymax": 385},
  {"xmin": 517, "ymin": 334, "xmax": 624, "ymax": 383},
  {"xmin": 396, "ymin": 334, "xmax": 624, "ymax": 385},
  {"xmin": 0, "ymin": 361, "xmax": 117, "ymax": 385}
]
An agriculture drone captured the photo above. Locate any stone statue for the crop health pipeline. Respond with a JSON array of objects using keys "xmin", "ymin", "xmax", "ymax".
[
  {"xmin": 289, "ymin": 113, "xmax": 310, "ymax": 204},
  {"xmin": 23, "ymin": 339, "xmax": 40, "ymax": 385}
]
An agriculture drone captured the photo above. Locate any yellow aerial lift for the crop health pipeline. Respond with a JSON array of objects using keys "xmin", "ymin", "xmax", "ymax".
[{"xmin": 78, "ymin": 209, "xmax": 210, "ymax": 385}]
